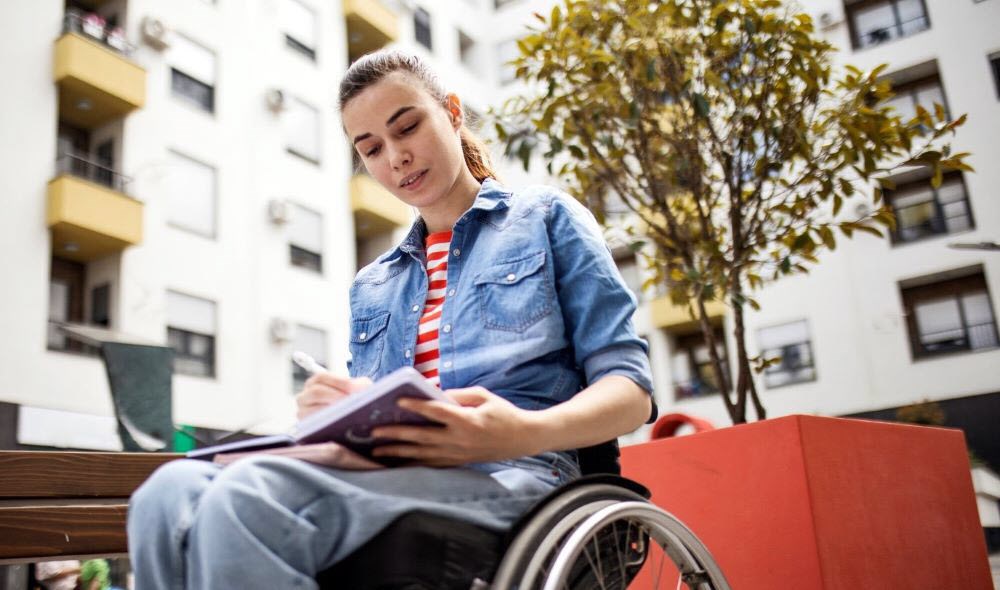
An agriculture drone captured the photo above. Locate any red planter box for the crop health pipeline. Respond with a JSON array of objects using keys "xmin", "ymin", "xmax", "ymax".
[{"xmin": 621, "ymin": 415, "xmax": 993, "ymax": 589}]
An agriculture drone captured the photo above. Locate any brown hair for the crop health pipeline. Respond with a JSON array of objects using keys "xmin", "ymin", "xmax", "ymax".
[{"xmin": 338, "ymin": 50, "xmax": 498, "ymax": 183}]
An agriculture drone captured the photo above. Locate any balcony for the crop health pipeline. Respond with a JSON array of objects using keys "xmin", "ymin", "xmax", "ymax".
[
  {"xmin": 343, "ymin": 0, "xmax": 398, "ymax": 62},
  {"xmin": 350, "ymin": 174, "xmax": 411, "ymax": 238},
  {"xmin": 54, "ymin": 11, "xmax": 146, "ymax": 129},
  {"xmin": 650, "ymin": 295, "xmax": 726, "ymax": 331},
  {"xmin": 47, "ymin": 152, "xmax": 143, "ymax": 262}
]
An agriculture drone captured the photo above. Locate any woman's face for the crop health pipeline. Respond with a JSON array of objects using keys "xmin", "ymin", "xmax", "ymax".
[{"xmin": 342, "ymin": 72, "xmax": 468, "ymax": 212}]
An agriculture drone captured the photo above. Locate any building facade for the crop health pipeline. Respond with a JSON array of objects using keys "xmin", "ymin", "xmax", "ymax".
[{"xmin": 0, "ymin": 0, "xmax": 997, "ymax": 466}]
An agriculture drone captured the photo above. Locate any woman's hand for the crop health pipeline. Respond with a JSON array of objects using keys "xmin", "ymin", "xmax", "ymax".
[
  {"xmin": 295, "ymin": 373, "xmax": 372, "ymax": 420},
  {"xmin": 370, "ymin": 386, "xmax": 544, "ymax": 466}
]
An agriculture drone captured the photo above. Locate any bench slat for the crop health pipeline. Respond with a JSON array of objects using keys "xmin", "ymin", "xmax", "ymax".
[
  {"xmin": 0, "ymin": 504, "xmax": 129, "ymax": 561},
  {"xmin": 0, "ymin": 451, "xmax": 181, "ymax": 498}
]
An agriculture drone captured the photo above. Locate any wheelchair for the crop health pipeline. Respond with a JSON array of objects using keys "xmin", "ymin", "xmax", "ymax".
[{"xmin": 318, "ymin": 441, "xmax": 731, "ymax": 590}]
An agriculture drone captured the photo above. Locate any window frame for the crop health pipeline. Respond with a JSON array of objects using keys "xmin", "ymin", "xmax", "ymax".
[
  {"xmin": 846, "ymin": 0, "xmax": 931, "ymax": 50},
  {"xmin": 167, "ymin": 326, "xmax": 217, "ymax": 378},
  {"xmin": 170, "ymin": 68, "xmax": 215, "ymax": 113},
  {"xmin": 886, "ymin": 171, "xmax": 974, "ymax": 245},
  {"xmin": 757, "ymin": 319, "xmax": 818, "ymax": 389},
  {"xmin": 166, "ymin": 290, "xmax": 218, "ymax": 378},
  {"xmin": 166, "ymin": 149, "xmax": 218, "ymax": 239},
  {"xmin": 283, "ymin": 96, "xmax": 322, "ymax": 165},
  {"xmin": 414, "ymin": 7, "xmax": 432, "ymax": 51},
  {"xmin": 900, "ymin": 270, "xmax": 1000, "ymax": 359},
  {"xmin": 282, "ymin": 0, "xmax": 318, "ymax": 62}
]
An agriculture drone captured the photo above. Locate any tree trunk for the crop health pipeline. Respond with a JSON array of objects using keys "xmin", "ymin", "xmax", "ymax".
[{"xmin": 696, "ymin": 295, "xmax": 740, "ymax": 423}]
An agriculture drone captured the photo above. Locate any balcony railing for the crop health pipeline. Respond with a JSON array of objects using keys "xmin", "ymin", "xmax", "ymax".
[
  {"xmin": 63, "ymin": 9, "xmax": 135, "ymax": 56},
  {"xmin": 855, "ymin": 14, "xmax": 930, "ymax": 49},
  {"xmin": 921, "ymin": 321, "xmax": 1000, "ymax": 356},
  {"xmin": 56, "ymin": 151, "xmax": 131, "ymax": 194}
]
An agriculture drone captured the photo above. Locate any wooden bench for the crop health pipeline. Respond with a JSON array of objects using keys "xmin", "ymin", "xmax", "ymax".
[{"xmin": 0, "ymin": 451, "xmax": 181, "ymax": 564}]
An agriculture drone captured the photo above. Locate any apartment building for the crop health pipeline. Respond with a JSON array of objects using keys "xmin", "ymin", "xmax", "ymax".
[
  {"xmin": 0, "ymin": 0, "xmax": 997, "ymax": 467},
  {"xmin": 0, "ymin": 0, "xmax": 459, "ymax": 449}
]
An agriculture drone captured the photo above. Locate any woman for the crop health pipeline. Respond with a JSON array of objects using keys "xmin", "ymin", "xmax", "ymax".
[{"xmin": 128, "ymin": 50, "xmax": 653, "ymax": 589}]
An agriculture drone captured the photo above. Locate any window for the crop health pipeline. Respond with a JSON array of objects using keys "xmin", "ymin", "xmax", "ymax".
[
  {"xmin": 167, "ymin": 291, "xmax": 217, "ymax": 377},
  {"xmin": 292, "ymin": 325, "xmax": 326, "ymax": 392},
  {"xmin": 414, "ymin": 7, "xmax": 432, "ymax": 50},
  {"xmin": 283, "ymin": 96, "xmax": 320, "ymax": 163},
  {"xmin": 169, "ymin": 34, "xmax": 216, "ymax": 112},
  {"xmin": 671, "ymin": 327, "xmax": 728, "ymax": 400},
  {"xmin": 166, "ymin": 151, "xmax": 217, "ymax": 238},
  {"xmin": 281, "ymin": 0, "xmax": 317, "ymax": 61},
  {"xmin": 497, "ymin": 38, "xmax": 519, "ymax": 84},
  {"xmin": 885, "ymin": 75, "xmax": 947, "ymax": 124},
  {"xmin": 847, "ymin": 0, "xmax": 929, "ymax": 49},
  {"xmin": 990, "ymin": 53, "xmax": 1000, "ymax": 99},
  {"xmin": 458, "ymin": 30, "xmax": 476, "ymax": 70},
  {"xmin": 757, "ymin": 320, "xmax": 816, "ymax": 388},
  {"xmin": 901, "ymin": 269, "xmax": 999, "ymax": 358},
  {"xmin": 288, "ymin": 203, "xmax": 323, "ymax": 273},
  {"xmin": 887, "ymin": 172, "xmax": 973, "ymax": 244},
  {"xmin": 48, "ymin": 257, "xmax": 88, "ymax": 354}
]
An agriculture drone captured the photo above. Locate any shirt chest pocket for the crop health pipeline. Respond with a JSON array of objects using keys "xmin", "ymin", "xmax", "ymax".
[
  {"xmin": 473, "ymin": 250, "xmax": 554, "ymax": 332},
  {"xmin": 349, "ymin": 311, "xmax": 390, "ymax": 377}
]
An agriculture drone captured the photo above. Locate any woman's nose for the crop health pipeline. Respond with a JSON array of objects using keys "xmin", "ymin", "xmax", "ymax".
[{"xmin": 390, "ymin": 147, "xmax": 412, "ymax": 170}]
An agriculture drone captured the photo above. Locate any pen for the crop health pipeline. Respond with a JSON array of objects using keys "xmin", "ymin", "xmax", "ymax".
[{"xmin": 292, "ymin": 351, "xmax": 327, "ymax": 375}]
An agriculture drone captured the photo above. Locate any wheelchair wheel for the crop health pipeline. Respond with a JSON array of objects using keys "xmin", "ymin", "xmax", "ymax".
[{"xmin": 490, "ymin": 484, "xmax": 730, "ymax": 590}]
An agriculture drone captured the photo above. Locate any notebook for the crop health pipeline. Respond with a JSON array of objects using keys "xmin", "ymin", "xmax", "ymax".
[{"xmin": 186, "ymin": 367, "xmax": 451, "ymax": 466}]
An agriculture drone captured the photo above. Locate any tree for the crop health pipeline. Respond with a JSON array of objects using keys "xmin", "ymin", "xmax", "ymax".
[{"xmin": 498, "ymin": 0, "xmax": 972, "ymax": 424}]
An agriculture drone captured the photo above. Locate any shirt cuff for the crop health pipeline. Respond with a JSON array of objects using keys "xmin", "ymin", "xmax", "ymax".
[{"xmin": 582, "ymin": 343, "xmax": 655, "ymax": 398}]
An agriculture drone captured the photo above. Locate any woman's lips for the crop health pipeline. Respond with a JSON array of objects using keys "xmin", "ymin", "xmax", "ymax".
[{"xmin": 399, "ymin": 169, "xmax": 427, "ymax": 191}]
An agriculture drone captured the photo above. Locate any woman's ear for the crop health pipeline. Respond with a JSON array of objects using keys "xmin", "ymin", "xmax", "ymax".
[{"xmin": 445, "ymin": 94, "xmax": 463, "ymax": 129}]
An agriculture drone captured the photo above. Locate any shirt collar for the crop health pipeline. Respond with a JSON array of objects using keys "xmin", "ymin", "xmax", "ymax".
[{"xmin": 395, "ymin": 178, "xmax": 511, "ymax": 257}]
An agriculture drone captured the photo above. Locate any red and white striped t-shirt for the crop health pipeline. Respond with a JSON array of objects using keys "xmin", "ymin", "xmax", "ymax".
[{"xmin": 413, "ymin": 231, "xmax": 451, "ymax": 387}]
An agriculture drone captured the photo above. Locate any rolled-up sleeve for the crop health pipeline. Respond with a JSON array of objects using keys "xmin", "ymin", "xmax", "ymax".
[{"xmin": 545, "ymin": 192, "xmax": 654, "ymax": 397}]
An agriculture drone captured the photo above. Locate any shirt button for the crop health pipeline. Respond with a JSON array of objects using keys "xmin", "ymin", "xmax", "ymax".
[
  {"xmin": 453, "ymin": 248, "xmax": 461, "ymax": 257},
  {"xmin": 506, "ymin": 273, "xmax": 516, "ymax": 282},
  {"xmin": 411, "ymin": 304, "xmax": 420, "ymax": 312},
  {"xmin": 443, "ymin": 360, "xmax": 453, "ymax": 368},
  {"xmin": 443, "ymin": 324, "xmax": 452, "ymax": 333},
  {"xmin": 359, "ymin": 332, "xmax": 367, "ymax": 341},
  {"xmin": 404, "ymin": 349, "xmax": 411, "ymax": 359},
  {"xmin": 448, "ymin": 289, "xmax": 456, "ymax": 297}
]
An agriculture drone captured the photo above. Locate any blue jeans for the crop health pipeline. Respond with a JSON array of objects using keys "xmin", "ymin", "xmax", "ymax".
[{"xmin": 127, "ymin": 452, "xmax": 580, "ymax": 589}]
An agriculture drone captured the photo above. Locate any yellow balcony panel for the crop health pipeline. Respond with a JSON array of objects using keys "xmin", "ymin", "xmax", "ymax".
[
  {"xmin": 350, "ymin": 174, "xmax": 411, "ymax": 238},
  {"xmin": 650, "ymin": 295, "xmax": 726, "ymax": 331},
  {"xmin": 54, "ymin": 33, "xmax": 146, "ymax": 129},
  {"xmin": 344, "ymin": 0, "xmax": 398, "ymax": 61},
  {"xmin": 47, "ymin": 174, "xmax": 143, "ymax": 262}
]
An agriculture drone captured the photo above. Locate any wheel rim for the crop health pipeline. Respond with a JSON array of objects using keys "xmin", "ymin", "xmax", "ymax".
[{"xmin": 538, "ymin": 502, "xmax": 732, "ymax": 590}]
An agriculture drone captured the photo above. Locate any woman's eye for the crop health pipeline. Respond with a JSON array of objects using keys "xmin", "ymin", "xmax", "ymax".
[
  {"xmin": 365, "ymin": 145, "xmax": 381, "ymax": 157},
  {"xmin": 401, "ymin": 122, "xmax": 418, "ymax": 134}
]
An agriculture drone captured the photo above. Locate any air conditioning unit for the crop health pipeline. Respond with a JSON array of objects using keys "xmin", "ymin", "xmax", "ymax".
[
  {"xmin": 268, "ymin": 199, "xmax": 291, "ymax": 224},
  {"xmin": 270, "ymin": 318, "xmax": 293, "ymax": 343},
  {"xmin": 265, "ymin": 88, "xmax": 287, "ymax": 113},
  {"xmin": 140, "ymin": 17, "xmax": 171, "ymax": 51},
  {"xmin": 818, "ymin": 11, "xmax": 843, "ymax": 29},
  {"xmin": 854, "ymin": 202, "xmax": 871, "ymax": 218}
]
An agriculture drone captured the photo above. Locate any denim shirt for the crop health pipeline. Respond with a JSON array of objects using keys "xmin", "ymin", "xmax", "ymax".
[{"xmin": 347, "ymin": 179, "xmax": 654, "ymax": 412}]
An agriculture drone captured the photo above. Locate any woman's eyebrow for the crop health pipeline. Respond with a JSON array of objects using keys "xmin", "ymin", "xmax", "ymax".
[{"xmin": 352, "ymin": 106, "xmax": 417, "ymax": 145}]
